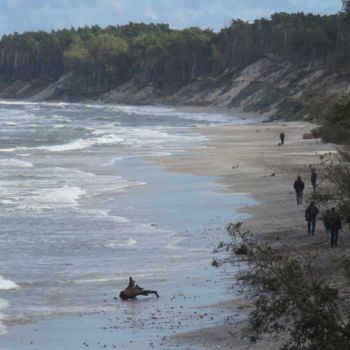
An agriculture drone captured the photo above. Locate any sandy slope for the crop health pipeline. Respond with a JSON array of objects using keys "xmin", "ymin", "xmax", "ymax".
[{"xmin": 155, "ymin": 120, "xmax": 337, "ymax": 349}]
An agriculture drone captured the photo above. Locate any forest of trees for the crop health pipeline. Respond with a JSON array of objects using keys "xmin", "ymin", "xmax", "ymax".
[
  {"xmin": 0, "ymin": 9, "xmax": 350, "ymax": 142},
  {"xmin": 0, "ymin": 11, "xmax": 348, "ymax": 91}
]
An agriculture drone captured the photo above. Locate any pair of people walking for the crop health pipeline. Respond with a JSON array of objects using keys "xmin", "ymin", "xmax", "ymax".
[
  {"xmin": 305, "ymin": 203, "xmax": 342, "ymax": 246},
  {"xmin": 323, "ymin": 208, "xmax": 342, "ymax": 247}
]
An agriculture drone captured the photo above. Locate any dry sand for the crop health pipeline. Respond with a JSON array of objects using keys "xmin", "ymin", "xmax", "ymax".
[{"xmin": 153, "ymin": 120, "xmax": 337, "ymax": 349}]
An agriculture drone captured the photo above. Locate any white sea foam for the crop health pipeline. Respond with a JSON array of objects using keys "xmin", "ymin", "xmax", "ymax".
[
  {"xmin": 0, "ymin": 146, "xmax": 29, "ymax": 153},
  {"xmin": 0, "ymin": 276, "xmax": 19, "ymax": 290},
  {"xmin": 0, "ymin": 200, "xmax": 14, "ymax": 206},
  {"xmin": 56, "ymin": 167, "xmax": 96, "ymax": 177},
  {"xmin": 83, "ymin": 209, "xmax": 130, "ymax": 223},
  {"xmin": 16, "ymin": 153, "xmax": 32, "ymax": 157},
  {"xmin": 90, "ymin": 129, "xmax": 105, "ymax": 136},
  {"xmin": 32, "ymin": 186, "xmax": 86, "ymax": 206},
  {"xmin": 37, "ymin": 139, "xmax": 92, "ymax": 152},
  {"xmin": 109, "ymin": 104, "xmax": 174, "ymax": 116},
  {"xmin": 101, "ymin": 238, "xmax": 137, "ymax": 248},
  {"xmin": 110, "ymin": 216, "xmax": 130, "ymax": 223},
  {"xmin": 0, "ymin": 159, "xmax": 33, "ymax": 168},
  {"xmin": 0, "ymin": 100, "xmax": 41, "ymax": 106},
  {"xmin": 37, "ymin": 134, "xmax": 124, "ymax": 152},
  {"xmin": 51, "ymin": 115, "xmax": 72, "ymax": 123},
  {"xmin": 1, "ymin": 121, "xmax": 21, "ymax": 126},
  {"xmin": 107, "ymin": 103, "xmax": 237, "ymax": 124},
  {"xmin": 75, "ymin": 276, "xmax": 127, "ymax": 284}
]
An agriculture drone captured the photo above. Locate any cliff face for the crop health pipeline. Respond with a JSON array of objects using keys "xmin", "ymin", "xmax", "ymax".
[
  {"xmin": 0, "ymin": 14, "xmax": 349, "ymax": 118},
  {"xmin": 0, "ymin": 57, "xmax": 348, "ymax": 119}
]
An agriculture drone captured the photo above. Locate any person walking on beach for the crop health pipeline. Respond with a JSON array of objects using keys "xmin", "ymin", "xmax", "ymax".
[
  {"xmin": 329, "ymin": 208, "xmax": 342, "ymax": 247},
  {"xmin": 279, "ymin": 132, "xmax": 285, "ymax": 145},
  {"xmin": 293, "ymin": 176, "xmax": 304, "ymax": 205},
  {"xmin": 311, "ymin": 168, "xmax": 318, "ymax": 192},
  {"xmin": 323, "ymin": 209, "xmax": 332, "ymax": 242},
  {"xmin": 305, "ymin": 201, "xmax": 319, "ymax": 235},
  {"xmin": 346, "ymin": 214, "xmax": 350, "ymax": 232}
]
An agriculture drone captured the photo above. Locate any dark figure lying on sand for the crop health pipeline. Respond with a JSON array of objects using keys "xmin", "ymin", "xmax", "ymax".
[{"xmin": 119, "ymin": 277, "xmax": 159, "ymax": 300}]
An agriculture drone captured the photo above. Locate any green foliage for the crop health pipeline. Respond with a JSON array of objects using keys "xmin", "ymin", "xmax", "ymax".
[
  {"xmin": 0, "ymin": 12, "xmax": 346, "ymax": 91},
  {"xmin": 88, "ymin": 34, "xmax": 128, "ymax": 63},
  {"xmin": 131, "ymin": 33, "xmax": 165, "ymax": 56},
  {"xmin": 217, "ymin": 223, "xmax": 350, "ymax": 350},
  {"xmin": 64, "ymin": 43, "xmax": 90, "ymax": 65},
  {"xmin": 315, "ymin": 147, "xmax": 350, "ymax": 220},
  {"xmin": 312, "ymin": 94, "xmax": 350, "ymax": 144}
]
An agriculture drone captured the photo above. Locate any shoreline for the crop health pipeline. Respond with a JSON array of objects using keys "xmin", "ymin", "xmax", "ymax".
[
  {"xmin": 0, "ymin": 102, "xmax": 336, "ymax": 350},
  {"xmin": 0, "ymin": 139, "xmax": 254, "ymax": 349},
  {"xmin": 153, "ymin": 120, "xmax": 335, "ymax": 349}
]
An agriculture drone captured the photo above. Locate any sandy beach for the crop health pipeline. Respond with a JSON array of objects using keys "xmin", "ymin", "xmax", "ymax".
[
  {"xmin": 0, "ymin": 105, "xmax": 340, "ymax": 350},
  {"xmin": 154, "ymin": 120, "xmax": 336, "ymax": 349}
]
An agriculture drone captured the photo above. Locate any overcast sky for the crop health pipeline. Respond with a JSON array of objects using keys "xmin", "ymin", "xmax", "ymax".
[{"xmin": 0, "ymin": 0, "xmax": 342, "ymax": 36}]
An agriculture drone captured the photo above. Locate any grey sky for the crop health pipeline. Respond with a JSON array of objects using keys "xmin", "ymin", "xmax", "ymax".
[{"xmin": 0, "ymin": 0, "xmax": 342, "ymax": 36}]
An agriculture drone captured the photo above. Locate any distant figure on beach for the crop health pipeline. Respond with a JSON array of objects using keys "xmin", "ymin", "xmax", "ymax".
[
  {"xmin": 329, "ymin": 208, "xmax": 342, "ymax": 247},
  {"xmin": 279, "ymin": 132, "xmax": 285, "ymax": 145},
  {"xmin": 323, "ymin": 209, "xmax": 332, "ymax": 242},
  {"xmin": 293, "ymin": 176, "xmax": 305, "ymax": 205},
  {"xmin": 311, "ymin": 168, "xmax": 318, "ymax": 192},
  {"xmin": 119, "ymin": 276, "xmax": 159, "ymax": 300},
  {"xmin": 346, "ymin": 215, "xmax": 350, "ymax": 232},
  {"xmin": 305, "ymin": 201, "xmax": 319, "ymax": 235}
]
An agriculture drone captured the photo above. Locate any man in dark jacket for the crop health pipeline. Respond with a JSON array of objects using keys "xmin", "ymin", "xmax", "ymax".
[
  {"xmin": 280, "ymin": 132, "xmax": 285, "ymax": 145},
  {"xmin": 293, "ymin": 176, "xmax": 305, "ymax": 205},
  {"xmin": 305, "ymin": 201, "xmax": 319, "ymax": 235},
  {"xmin": 311, "ymin": 168, "xmax": 318, "ymax": 193},
  {"xmin": 329, "ymin": 208, "xmax": 342, "ymax": 247}
]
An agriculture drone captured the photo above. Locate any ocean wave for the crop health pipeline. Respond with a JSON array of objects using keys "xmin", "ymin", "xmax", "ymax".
[
  {"xmin": 53, "ymin": 124, "xmax": 66, "ymax": 129},
  {"xmin": 0, "ymin": 126, "xmax": 200, "ymax": 156},
  {"xmin": 0, "ymin": 100, "xmax": 41, "ymax": 106},
  {"xmin": 106, "ymin": 104, "xmax": 235, "ymax": 124},
  {"xmin": 109, "ymin": 104, "xmax": 174, "ymax": 116},
  {"xmin": 31, "ymin": 186, "xmax": 86, "ymax": 206},
  {"xmin": 0, "ymin": 276, "xmax": 19, "ymax": 290},
  {"xmin": 1, "ymin": 121, "xmax": 22, "ymax": 126},
  {"xmin": 100, "ymin": 238, "xmax": 137, "ymax": 248},
  {"xmin": 0, "ymin": 159, "xmax": 33, "ymax": 168},
  {"xmin": 0, "ymin": 100, "xmax": 73, "ymax": 108},
  {"xmin": 82, "ymin": 209, "xmax": 130, "ymax": 223},
  {"xmin": 37, "ymin": 134, "xmax": 124, "ymax": 152},
  {"xmin": 110, "ymin": 216, "xmax": 130, "ymax": 223},
  {"xmin": 51, "ymin": 115, "xmax": 72, "ymax": 123},
  {"xmin": 0, "ymin": 146, "xmax": 30, "ymax": 153}
]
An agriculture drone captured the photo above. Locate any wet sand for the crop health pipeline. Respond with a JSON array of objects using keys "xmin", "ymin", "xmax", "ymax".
[
  {"xmin": 0, "ymin": 118, "xmax": 336, "ymax": 350},
  {"xmin": 0, "ymin": 159, "xmax": 254, "ymax": 350},
  {"xmin": 154, "ymin": 120, "xmax": 335, "ymax": 349}
]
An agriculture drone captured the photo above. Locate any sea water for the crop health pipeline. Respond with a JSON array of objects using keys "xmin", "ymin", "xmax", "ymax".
[{"xmin": 0, "ymin": 101, "xmax": 256, "ymax": 349}]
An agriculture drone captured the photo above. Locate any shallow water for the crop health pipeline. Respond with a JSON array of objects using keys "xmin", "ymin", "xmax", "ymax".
[{"xmin": 0, "ymin": 101, "xmax": 256, "ymax": 349}]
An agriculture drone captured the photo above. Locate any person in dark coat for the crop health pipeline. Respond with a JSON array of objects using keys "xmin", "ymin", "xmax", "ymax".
[
  {"xmin": 311, "ymin": 168, "xmax": 318, "ymax": 193},
  {"xmin": 279, "ymin": 132, "xmax": 285, "ymax": 145},
  {"xmin": 323, "ymin": 209, "xmax": 332, "ymax": 242},
  {"xmin": 329, "ymin": 208, "xmax": 342, "ymax": 247},
  {"xmin": 305, "ymin": 201, "xmax": 319, "ymax": 235},
  {"xmin": 293, "ymin": 176, "xmax": 305, "ymax": 205},
  {"xmin": 346, "ymin": 214, "xmax": 350, "ymax": 232}
]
